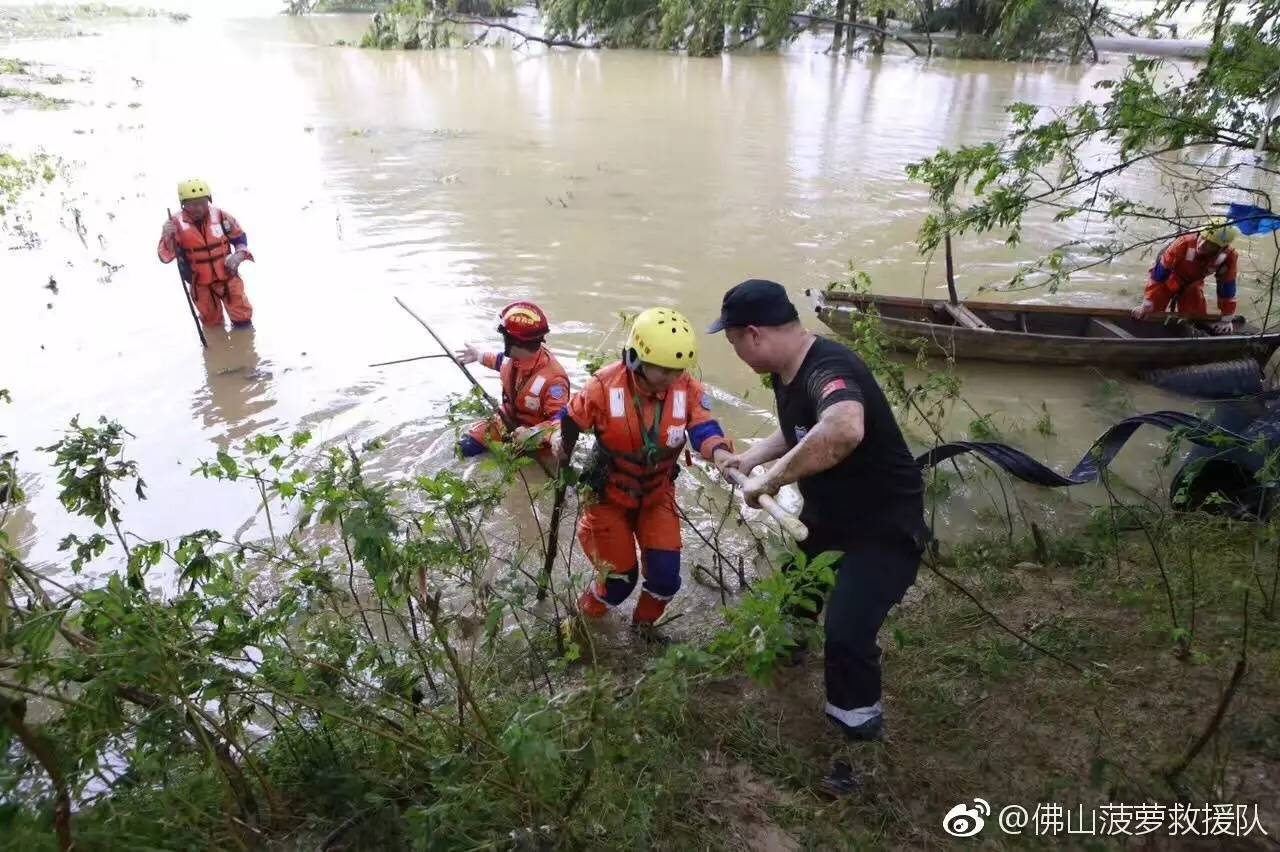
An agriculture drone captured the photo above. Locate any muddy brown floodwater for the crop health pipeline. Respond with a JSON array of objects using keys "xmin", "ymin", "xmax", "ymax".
[{"xmin": 3, "ymin": 5, "xmax": 1274, "ymax": 592}]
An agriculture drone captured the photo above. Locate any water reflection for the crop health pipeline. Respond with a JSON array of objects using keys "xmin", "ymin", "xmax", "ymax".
[{"xmin": 193, "ymin": 327, "xmax": 276, "ymax": 444}]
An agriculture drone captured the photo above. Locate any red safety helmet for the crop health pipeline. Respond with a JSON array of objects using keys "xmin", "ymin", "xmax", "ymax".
[{"xmin": 498, "ymin": 301, "xmax": 550, "ymax": 343}]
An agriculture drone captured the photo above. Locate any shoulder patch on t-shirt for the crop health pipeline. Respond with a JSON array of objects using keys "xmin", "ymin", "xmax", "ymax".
[
  {"xmin": 548, "ymin": 384, "xmax": 566, "ymax": 400},
  {"xmin": 700, "ymin": 393, "xmax": 713, "ymax": 410},
  {"xmin": 819, "ymin": 378, "xmax": 848, "ymax": 399}
]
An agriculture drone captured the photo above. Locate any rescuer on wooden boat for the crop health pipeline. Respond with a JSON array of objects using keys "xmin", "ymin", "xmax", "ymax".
[
  {"xmin": 551, "ymin": 308, "xmax": 733, "ymax": 642},
  {"xmin": 1131, "ymin": 220, "xmax": 1241, "ymax": 335},
  {"xmin": 710, "ymin": 279, "xmax": 928, "ymax": 798},
  {"xmin": 158, "ymin": 179, "xmax": 256, "ymax": 328},
  {"xmin": 455, "ymin": 301, "xmax": 570, "ymax": 460}
]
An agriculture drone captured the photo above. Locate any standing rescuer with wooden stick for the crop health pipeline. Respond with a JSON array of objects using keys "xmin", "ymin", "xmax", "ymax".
[
  {"xmin": 158, "ymin": 179, "xmax": 255, "ymax": 328},
  {"xmin": 709, "ymin": 279, "xmax": 928, "ymax": 797}
]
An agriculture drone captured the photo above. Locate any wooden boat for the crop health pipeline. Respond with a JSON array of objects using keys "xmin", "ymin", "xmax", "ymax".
[{"xmin": 808, "ymin": 289, "xmax": 1280, "ymax": 369}]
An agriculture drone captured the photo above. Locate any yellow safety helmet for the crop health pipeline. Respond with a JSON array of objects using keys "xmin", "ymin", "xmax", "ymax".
[
  {"xmin": 1201, "ymin": 218, "xmax": 1239, "ymax": 247},
  {"xmin": 625, "ymin": 307, "xmax": 698, "ymax": 371},
  {"xmin": 177, "ymin": 178, "xmax": 212, "ymax": 203}
]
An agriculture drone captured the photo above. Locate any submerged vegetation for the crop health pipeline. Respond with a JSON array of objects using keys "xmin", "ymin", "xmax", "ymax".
[
  {"xmin": 349, "ymin": 0, "xmax": 1205, "ymax": 59},
  {"xmin": 0, "ymin": 152, "xmax": 57, "ymax": 218},
  {"xmin": 0, "ymin": 5, "xmax": 188, "ymax": 40},
  {"xmin": 0, "ymin": 55, "xmax": 74, "ymax": 109}
]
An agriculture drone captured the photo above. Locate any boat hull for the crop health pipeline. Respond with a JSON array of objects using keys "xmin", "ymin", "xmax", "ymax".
[{"xmin": 809, "ymin": 291, "xmax": 1280, "ymax": 369}]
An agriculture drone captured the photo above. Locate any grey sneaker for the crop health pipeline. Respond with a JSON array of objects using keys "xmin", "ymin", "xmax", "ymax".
[{"xmin": 818, "ymin": 759, "xmax": 861, "ymax": 798}]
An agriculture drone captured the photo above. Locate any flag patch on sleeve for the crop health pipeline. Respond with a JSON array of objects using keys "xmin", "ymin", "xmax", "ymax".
[{"xmin": 820, "ymin": 378, "xmax": 847, "ymax": 398}]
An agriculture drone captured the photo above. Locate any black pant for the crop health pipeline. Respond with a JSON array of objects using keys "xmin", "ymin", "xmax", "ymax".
[{"xmin": 788, "ymin": 536, "xmax": 921, "ymax": 721}]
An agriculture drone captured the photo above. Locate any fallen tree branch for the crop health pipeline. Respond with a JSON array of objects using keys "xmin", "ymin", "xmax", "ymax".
[
  {"xmin": 434, "ymin": 15, "xmax": 600, "ymax": 49},
  {"xmin": 726, "ymin": 27, "xmax": 763, "ymax": 50},
  {"xmin": 0, "ymin": 695, "xmax": 72, "ymax": 851},
  {"xmin": 925, "ymin": 556, "xmax": 1086, "ymax": 674},
  {"xmin": 787, "ymin": 13, "xmax": 922, "ymax": 56}
]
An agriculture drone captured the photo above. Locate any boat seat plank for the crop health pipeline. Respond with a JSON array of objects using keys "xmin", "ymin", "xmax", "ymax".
[
  {"xmin": 1090, "ymin": 318, "xmax": 1135, "ymax": 339},
  {"xmin": 941, "ymin": 303, "xmax": 993, "ymax": 331}
]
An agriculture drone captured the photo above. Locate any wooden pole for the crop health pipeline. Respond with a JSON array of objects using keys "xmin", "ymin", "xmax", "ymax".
[
  {"xmin": 394, "ymin": 297, "xmax": 510, "ymax": 426},
  {"xmin": 166, "ymin": 208, "xmax": 208, "ymax": 348},
  {"xmin": 723, "ymin": 468, "xmax": 809, "ymax": 542},
  {"xmin": 944, "ymin": 232, "xmax": 960, "ymax": 306}
]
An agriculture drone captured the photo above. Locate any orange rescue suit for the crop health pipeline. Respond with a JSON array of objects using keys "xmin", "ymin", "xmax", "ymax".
[
  {"xmin": 158, "ymin": 206, "xmax": 254, "ymax": 326},
  {"xmin": 563, "ymin": 361, "xmax": 731, "ymax": 624},
  {"xmin": 1143, "ymin": 233, "xmax": 1239, "ymax": 317},
  {"xmin": 461, "ymin": 347, "xmax": 570, "ymax": 457}
]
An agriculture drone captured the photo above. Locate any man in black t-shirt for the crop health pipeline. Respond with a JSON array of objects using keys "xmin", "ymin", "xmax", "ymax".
[{"xmin": 709, "ymin": 279, "xmax": 926, "ymax": 796}]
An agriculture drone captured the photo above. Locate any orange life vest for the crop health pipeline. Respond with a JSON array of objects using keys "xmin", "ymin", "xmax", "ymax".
[
  {"xmin": 495, "ymin": 347, "xmax": 570, "ymax": 429},
  {"xmin": 587, "ymin": 362, "xmax": 699, "ymax": 509},
  {"xmin": 172, "ymin": 207, "xmax": 236, "ymax": 287}
]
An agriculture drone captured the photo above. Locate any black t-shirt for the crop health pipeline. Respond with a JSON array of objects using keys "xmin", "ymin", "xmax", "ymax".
[{"xmin": 772, "ymin": 337, "xmax": 927, "ymax": 552}]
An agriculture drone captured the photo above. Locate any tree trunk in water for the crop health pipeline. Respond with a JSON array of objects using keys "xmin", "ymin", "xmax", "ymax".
[
  {"xmin": 1070, "ymin": 0, "xmax": 1101, "ymax": 63},
  {"xmin": 873, "ymin": 6, "xmax": 887, "ymax": 52},
  {"xmin": 916, "ymin": 0, "xmax": 934, "ymax": 56},
  {"xmin": 832, "ymin": 0, "xmax": 847, "ymax": 53},
  {"xmin": 844, "ymin": 0, "xmax": 859, "ymax": 54}
]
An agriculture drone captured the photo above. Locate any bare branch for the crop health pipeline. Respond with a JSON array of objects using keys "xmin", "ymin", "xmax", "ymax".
[
  {"xmin": 786, "ymin": 12, "xmax": 922, "ymax": 55},
  {"xmin": 434, "ymin": 15, "xmax": 600, "ymax": 49}
]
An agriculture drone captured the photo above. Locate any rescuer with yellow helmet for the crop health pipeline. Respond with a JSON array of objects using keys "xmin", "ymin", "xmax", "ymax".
[{"xmin": 158, "ymin": 178, "xmax": 256, "ymax": 328}]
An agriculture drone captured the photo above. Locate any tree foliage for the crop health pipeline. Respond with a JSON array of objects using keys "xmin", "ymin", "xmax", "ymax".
[
  {"xmin": 0, "ymin": 400, "xmax": 832, "ymax": 849},
  {"xmin": 907, "ymin": 6, "xmax": 1280, "ymax": 299}
]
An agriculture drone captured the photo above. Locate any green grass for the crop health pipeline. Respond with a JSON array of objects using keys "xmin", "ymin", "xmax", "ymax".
[{"xmin": 3, "ymin": 511, "xmax": 1277, "ymax": 850}]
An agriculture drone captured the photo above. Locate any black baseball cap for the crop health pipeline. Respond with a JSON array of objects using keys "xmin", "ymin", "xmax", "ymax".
[{"xmin": 707, "ymin": 279, "xmax": 800, "ymax": 333}]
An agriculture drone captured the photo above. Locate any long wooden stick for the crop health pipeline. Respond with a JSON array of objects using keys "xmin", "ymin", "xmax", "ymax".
[
  {"xmin": 166, "ymin": 208, "xmax": 208, "ymax": 349},
  {"xmin": 394, "ymin": 297, "xmax": 511, "ymax": 428},
  {"xmin": 944, "ymin": 233, "xmax": 960, "ymax": 306},
  {"xmin": 723, "ymin": 468, "xmax": 809, "ymax": 542}
]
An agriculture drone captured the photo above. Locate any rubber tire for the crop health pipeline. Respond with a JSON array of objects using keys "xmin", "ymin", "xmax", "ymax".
[
  {"xmin": 1140, "ymin": 358, "xmax": 1263, "ymax": 400},
  {"xmin": 1263, "ymin": 347, "xmax": 1280, "ymax": 391}
]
